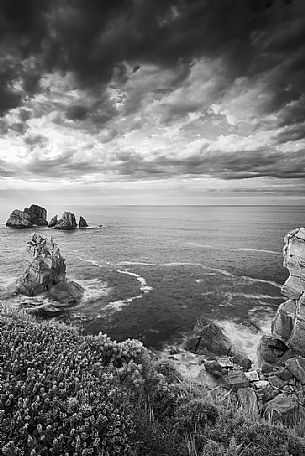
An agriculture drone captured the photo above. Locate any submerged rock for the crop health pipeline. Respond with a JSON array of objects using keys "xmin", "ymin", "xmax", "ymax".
[
  {"xmin": 79, "ymin": 216, "xmax": 88, "ymax": 228},
  {"xmin": 49, "ymin": 280, "xmax": 84, "ymax": 306},
  {"xmin": 54, "ymin": 211, "xmax": 77, "ymax": 230},
  {"xmin": 6, "ymin": 205, "xmax": 48, "ymax": 228},
  {"xmin": 16, "ymin": 234, "xmax": 66, "ymax": 296}
]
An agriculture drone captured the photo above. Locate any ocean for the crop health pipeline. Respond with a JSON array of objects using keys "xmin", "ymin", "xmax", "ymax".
[{"xmin": 0, "ymin": 205, "xmax": 304, "ymax": 361}]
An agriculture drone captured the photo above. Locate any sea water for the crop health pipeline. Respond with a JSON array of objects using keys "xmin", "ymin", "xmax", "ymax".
[{"xmin": 0, "ymin": 205, "xmax": 304, "ymax": 360}]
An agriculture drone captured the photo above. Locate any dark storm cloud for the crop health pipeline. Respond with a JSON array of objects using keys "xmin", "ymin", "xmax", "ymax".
[
  {"xmin": 1, "ymin": 0, "xmax": 304, "ymax": 120},
  {"xmin": 113, "ymin": 147, "xmax": 305, "ymax": 180}
]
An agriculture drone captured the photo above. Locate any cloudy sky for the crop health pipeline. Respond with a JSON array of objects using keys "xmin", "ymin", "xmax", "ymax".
[{"xmin": 0, "ymin": 0, "xmax": 305, "ymax": 206}]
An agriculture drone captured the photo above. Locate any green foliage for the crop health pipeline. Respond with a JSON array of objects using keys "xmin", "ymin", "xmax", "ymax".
[{"xmin": 1, "ymin": 311, "xmax": 305, "ymax": 456}]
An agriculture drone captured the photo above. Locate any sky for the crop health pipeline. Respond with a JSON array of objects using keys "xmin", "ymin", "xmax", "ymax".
[{"xmin": 0, "ymin": 0, "xmax": 305, "ymax": 206}]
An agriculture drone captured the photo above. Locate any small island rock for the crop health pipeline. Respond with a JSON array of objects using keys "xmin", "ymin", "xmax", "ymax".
[
  {"xmin": 6, "ymin": 209, "xmax": 33, "ymax": 228},
  {"xmin": 48, "ymin": 215, "xmax": 58, "ymax": 228},
  {"xmin": 54, "ymin": 211, "xmax": 77, "ymax": 230},
  {"xmin": 16, "ymin": 234, "xmax": 66, "ymax": 296},
  {"xmin": 79, "ymin": 216, "xmax": 88, "ymax": 228},
  {"xmin": 24, "ymin": 204, "xmax": 48, "ymax": 226}
]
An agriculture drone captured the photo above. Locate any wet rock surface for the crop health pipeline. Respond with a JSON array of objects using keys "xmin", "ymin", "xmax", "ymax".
[{"xmin": 172, "ymin": 227, "xmax": 305, "ymax": 427}]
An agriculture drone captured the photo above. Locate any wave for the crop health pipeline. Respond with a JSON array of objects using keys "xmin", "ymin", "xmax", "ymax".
[
  {"xmin": 164, "ymin": 262, "xmax": 202, "ymax": 266},
  {"xmin": 186, "ymin": 242, "xmax": 214, "ymax": 249},
  {"xmin": 118, "ymin": 261, "xmax": 156, "ymax": 266},
  {"xmin": 224, "ymin": 291, "xmax": 283, "ymax": 301},
  {"xmin": 217, "ymin": 319, "xmax": 271, "ymax": 363},
  {"xmin": 77, "ymin": 278, "xmax": 110, "ymax": 303},
  {"xmin": 76, "ymin": 256, "xmax": 104, "ymax": 268},
  {"xmin": 240, "ymin": 274, "xmax": 281, "ymax": 288},
  {"xmin": 233, "ymin": 248, "xmax": 281, "ymax": 256},
  {"xmin": 103, "ymin": 294, "xmax": 143, "ymax": 313},
  {"xmin": 116, "ymin": 269, "xmax": 153, "ymax": 293}
]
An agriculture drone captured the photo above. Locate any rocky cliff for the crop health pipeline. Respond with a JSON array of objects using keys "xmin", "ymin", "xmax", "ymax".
[{"xmin": 272, "ymin": 228, "xmax": 305, "ymax": 355}]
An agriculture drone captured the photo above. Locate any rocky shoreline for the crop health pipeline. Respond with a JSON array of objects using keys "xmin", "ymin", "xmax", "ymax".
[
  {"xmin": 159, "ymin": 228, "xmax": 305, "ymax": 426},
  {"xmin": 6, "ymin": 204, "xmax": 89, "ymax": 230},
  {"xmin": 2, "ymin": 225, "xmax": 305, "ymax": 427}
]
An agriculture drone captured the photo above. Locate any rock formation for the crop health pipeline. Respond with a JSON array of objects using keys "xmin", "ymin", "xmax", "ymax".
[
  {"xmin": 16, "ymin": 234, "xmax": 66, "ymax": 296},
  {"xmin": 53, "ymin": 211, "xmax": 77, "ymax": 230},
  {"xmin": 79, "ymin": 216, "xmax": 88, "ymax": 228},
  {"xmin": 48, "ymin": 215, "xmax": 58, "ymax": 228},
  {"xmin": 6, "ymin": 209, "xmax": 33, "ymax": 228},
  {"xmin": 181, "ymin": 229, "xmax": 305, "ymax": 425},
  {"xmin": 272, "ymin": 228, "xmax": 305, "ymax": 355},
  {"xmin": 6, "ymin": 204, "xmax": 48, "ymax": 228},
  {"xmin": 24, "ymin": 204, "xmax": 48, "ymax": 226},
  {"xmin": 16, "ymin": 234, "xmax": 84, "ymax": 309}
]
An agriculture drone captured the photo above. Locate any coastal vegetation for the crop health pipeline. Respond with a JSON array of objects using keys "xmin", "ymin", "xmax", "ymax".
[{"xmin": 1, "ymin": 307, "xmax": 305, "ymax": 456}]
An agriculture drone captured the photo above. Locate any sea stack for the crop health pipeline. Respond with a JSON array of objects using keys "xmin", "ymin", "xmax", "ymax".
[
  {"xmin": 53, "ymin": 211, "xmax": 77, "ymax": 230},
  {"xmin": 16, "ymin": 234, "xmax": 66, "ymax": 296},
  {"xmin": 6, "ymin": 204, "xmax": 48, "ymax": 228},
  {"xmin": 79, "ymin": 216, "xmax": 88, "ymax": 228}
]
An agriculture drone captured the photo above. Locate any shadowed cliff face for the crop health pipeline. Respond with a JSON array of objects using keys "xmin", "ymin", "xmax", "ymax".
[{"xmin": 271, "ymin": 228, "xmax": 305, "ymax": 355}]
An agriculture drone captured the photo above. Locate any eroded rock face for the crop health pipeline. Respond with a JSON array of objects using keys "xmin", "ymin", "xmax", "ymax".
[
  {"xmin": 272, "ymin": 228, "xmax": 305, "ymax": 356},
  {"xmin": 185, "ymin": 319, "xmax": 232, "ymax": 356},
  {"xmin": 6, "ymin": 205, "xmax": 48, "ymax": 228},
  {"xmin": 48, "ymin": 215, "xmax": 58, "ymax": 228},
  {"xmin": 79, "ymin": 216, "xmax": 88, "ymax": 228},
  {"xmin": 6, "ymin": 209, "xmax": 33, "ymax": 228},
  {"xmin": 24, "ymin": 204, "xmax": 48, "ymax": 226},
  {"xmin": 16, "ymin": 234, "xmax": 66, "ymax": 296},
  {"xmin": 54, "ymin": 212, "xmax": 77, "ymax": 230}
]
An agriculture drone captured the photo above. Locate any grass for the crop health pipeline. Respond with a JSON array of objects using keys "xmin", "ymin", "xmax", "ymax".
[{"xmin": 1, "ymin": 306, "xmax": 305, "ymax": 456}]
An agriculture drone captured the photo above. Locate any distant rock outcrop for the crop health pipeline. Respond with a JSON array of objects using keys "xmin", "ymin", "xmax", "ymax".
[
  {"xmin": 16, "ymin": 234, "xmax": 66, "ymax": 296},
  {"xmin": 79, "ymin": 216, "xmax": 88, "ymax": 228},
  {"xmin": 24, "ymin": 204, "xmax": 48, "ymax": 226},
  {"xmin": 6, "ymin": 209, "xmax": 33, "ymax": 228},
  {"xmin": 48, "ymin": 215, "xmax": 58, "ymax": 228},
  {"xmin": 6, "ymin": 204, "xmax": 48, "ymax": 228},
  {"xmin": 53, "ymin": 211, "xmax": 77, "ymax": 230}
]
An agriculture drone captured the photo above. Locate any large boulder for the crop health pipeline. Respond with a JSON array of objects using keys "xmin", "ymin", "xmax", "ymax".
[
  {"xmin": 24, "ymin": 204, "xmax": 48, "ymax": 226},
  {"xmin": 6, "ymin": 209, "xmax": 33, "ymax": 228},
  {"xmin": 257, "ymin": 335, "xmax": 289, "ymax": 368},
  {"xmin": 271, "ymin": 299, "xmax": 296, "ymax": 342},
  {"xmin": 54, "ymin": 212, "xmax": 77, "ymax": 230},
  {"xmin": 6, "ymin": 205, "xmax": 48, "ymax": 228},
  {"xmin": 16, "ymin": 234, "xmax": 66, "ymax": 296},
  {"xmin": 285, "ymin": 357, "xmax": 305, "ymax": 384},
  {"xmin": 237, "ymin": 387, "xmax": 258, "ymax": 419},
  {"xmin": 264, "ymin": 394, "xmax": 299, "ymax": 426},
  {"xmin": 79, "ymin": 216, "xmax": 88, "ymax": 228},
  {"xmin": 185, "ymin": 319, "xmax": 232, "ymax": 356}
]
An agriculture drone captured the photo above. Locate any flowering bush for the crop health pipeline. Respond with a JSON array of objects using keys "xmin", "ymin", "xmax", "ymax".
[
  {"xmin": 1, "ymin": 311, "xmax": 305, "ymax": 456},
  {"xmin": 0, "ymin": 316, "xmax": 140, "ymax": 455}
]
